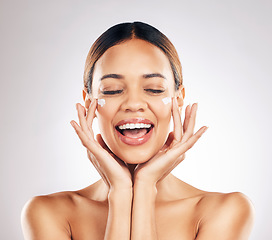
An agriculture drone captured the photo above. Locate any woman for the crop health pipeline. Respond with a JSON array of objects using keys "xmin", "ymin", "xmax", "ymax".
[{"xmin": 21, "ymin": 21, "xmax": 254, "ymax": 239}]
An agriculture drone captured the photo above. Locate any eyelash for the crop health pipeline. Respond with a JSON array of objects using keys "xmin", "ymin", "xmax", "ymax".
[
  {"xmin": 101, "ymin": 90, "xmax": 123, "ymax": 95},
  {"xmin": 101, "ymin": 89, "xmax": 165, "ymax": 95},
  {"xmin": 146, "ymin": 89, "xmax": 165, "ymax": 94}
]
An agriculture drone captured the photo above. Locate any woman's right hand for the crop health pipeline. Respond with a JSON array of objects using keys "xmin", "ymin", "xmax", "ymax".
[{"xmin": 70, "ymin": 99, "xmax": 133, "ymax": 191}]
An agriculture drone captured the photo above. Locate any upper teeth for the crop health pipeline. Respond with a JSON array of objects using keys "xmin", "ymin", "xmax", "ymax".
[{"xmin": 118, "ymin": 123, "xmax": 152, "ymax": 130}]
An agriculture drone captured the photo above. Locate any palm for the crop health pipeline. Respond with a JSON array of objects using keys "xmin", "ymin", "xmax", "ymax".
[
  {"xmin": 71, "ymin": 100, "xmax": 132, "ymax": 190},
  {"xmin": 134, "ymin": 99, "xmax": 208, "ymax": 185},
  {"xmin": 91, "ymin": 134, "xmax": 132, "ymax": 186}
]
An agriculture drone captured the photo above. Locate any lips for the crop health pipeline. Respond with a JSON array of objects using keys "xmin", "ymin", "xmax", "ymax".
[
  {"xmin": 115, "ymin": 118, "xmax": 154, "ymax": 126},
  {"xmin": 115, "ymin": 118, "xmax": 154, "ymax": 146}
]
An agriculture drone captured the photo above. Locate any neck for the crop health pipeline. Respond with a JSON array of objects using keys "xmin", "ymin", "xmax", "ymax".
[
  {"xmin": 126, "ymin": 163, "xmax": 181, "ymax": 198},
  {"xmin": 93, "ymin": 172, "xmax": 184, "ymax": 202},
  {"xmin": 154, "ymin": 173, "xmax": 183, "ymax": 202}
]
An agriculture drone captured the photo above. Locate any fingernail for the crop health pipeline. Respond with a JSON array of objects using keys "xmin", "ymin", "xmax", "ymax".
[{"xmin": 204, "ymin": 126, "xmax": 209, "ymax": 132}]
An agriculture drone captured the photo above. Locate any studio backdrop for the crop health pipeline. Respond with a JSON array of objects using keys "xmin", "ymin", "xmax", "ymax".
[{"xmin": 0, "ymin": 0, "xmax": 271, "ymax": 239}]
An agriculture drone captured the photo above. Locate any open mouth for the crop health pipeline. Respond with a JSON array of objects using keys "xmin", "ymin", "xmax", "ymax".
[
  {"xmin": 114, "ymin": 118, "xmax": 155, "ymax": 145},
  {"xmin": 115, "ymin": 123, "xmax": 154, "ymax": 138}
]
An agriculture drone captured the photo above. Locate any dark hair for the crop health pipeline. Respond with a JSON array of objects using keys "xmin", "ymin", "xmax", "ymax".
[{"xmin": 84, "ymin": 21, "xmax": 183, "ymax": 94}]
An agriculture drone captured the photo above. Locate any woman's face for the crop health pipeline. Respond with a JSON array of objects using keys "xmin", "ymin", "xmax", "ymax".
[{"xmin": 88, "ymin": 39, "xmax": 184, "ymax": 164}]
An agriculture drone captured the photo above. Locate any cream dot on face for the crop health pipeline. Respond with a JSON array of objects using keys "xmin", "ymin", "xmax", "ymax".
[
  {"xmin": 97, "ymin": 98, "xmax": 106, "ymax": 107},
  {"xmin": 162, "ymin": 97, "xmax": 171, "ymax": 105}
]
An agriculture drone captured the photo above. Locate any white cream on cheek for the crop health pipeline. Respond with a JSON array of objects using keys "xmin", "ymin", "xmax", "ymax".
[
  {"xmin": 162, "ymin": 97, "xmax": 171, "ymax": 105},
  {"xmin": 97, "ymin": 98, "xmax": 106, "ymax": 107}
]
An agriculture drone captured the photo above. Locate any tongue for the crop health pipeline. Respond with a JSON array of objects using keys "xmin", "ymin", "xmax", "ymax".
[{"xmin": 123, "ymin": 128, "xmax": 148, "ymax": 138}]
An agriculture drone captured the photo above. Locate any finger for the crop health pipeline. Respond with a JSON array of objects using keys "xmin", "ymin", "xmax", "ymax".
[
  {"xmin": 159, "ymin": 127, "xmax": 207, "ymax": 179},
  {"xmin": 91, "ymin": 141, "xmax": 122, "ymax": 174},
  {"xmin": 71, "ymin": 118, "xmax": 124, "ymax": 187},
  {"xmin": 86, "ymin": 98, "xmax": 97, "ymax": 134},
  {"xmin": 174, "ymin": 126, "xmax": 208, "ymax": 157},
  {"xmin": 183, "ymin": 104, "xmax": 191, "ymax": 133},
  {"xmin": 76, "ymin": 103, "xmax": 93, "ymax": 138},
  {"xmin": 172, "ymin": 97, "xmax": 183, "ymax": 142},
  {"xmin": 70, "ymin": 120, "xmax": 88, "ymax": 144},
  {"xmin": 96, "ymin": 134, "xmax": 113, "ymax": 154},
  {"xmin": 70, "ymin": 120, "xmax": 99, "ymax": 153},
  {"xmin": 97, "ymin": 137, "xmax": 130, "ymax": 179},
  {"xmin": 89, "ymin": 134, "xmax": 121, "ymax": 182},
  {"xmin": 96, "ymin": 134, "xmax": 127, "ymax": 167},
  {"xmin": 181, "ymin": 103, "xmax": 198, "ymax": 144},
  {"xmin": 87, "ymin": 150, "xmax": 110, "ymax": 187},
  {"xmin": 161, "ymin": 132, "xmax": 174, "ymax": 151},
  {"xmin": 166, "ymin": 153, "xmax": 186, "ymax": 178},
  {"xmin": 165, "ymin": 132, "xmax": 174, "ymax": 148}
]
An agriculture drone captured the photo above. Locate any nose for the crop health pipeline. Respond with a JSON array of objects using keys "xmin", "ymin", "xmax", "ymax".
[{"xmin": 120, "ymin": 90, "xmax": 148, "ymax": 112}]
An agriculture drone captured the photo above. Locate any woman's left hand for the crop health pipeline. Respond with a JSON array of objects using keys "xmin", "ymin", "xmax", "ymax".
[{"xmin": 133, "ymin": 98, "xmax": 208, "ymax": 186}]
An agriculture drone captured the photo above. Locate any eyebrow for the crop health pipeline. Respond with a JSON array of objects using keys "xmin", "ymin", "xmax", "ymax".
[
  {"xmin": 143, "ymin": 73, "xmax": 166, "ymax": 80},
  {"xmin": 100, "ymin": 73, "xmax": 166, "ymax": 81},
  {"xmin": 100, "ymin": 74, "xmax": 123, "ymax": 81}
]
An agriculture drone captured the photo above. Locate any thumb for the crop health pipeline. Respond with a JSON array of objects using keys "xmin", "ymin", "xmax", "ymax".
[
  {"xmin": 96, "ymin": 134, "xmax": 113, "ymax": 154},
  {"xmin": 161, "ymin": 132, "xmax": 174, "ymax": 151}
]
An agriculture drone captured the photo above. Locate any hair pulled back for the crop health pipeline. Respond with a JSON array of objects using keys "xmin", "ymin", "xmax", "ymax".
[{"xmin": 84, "ymin": 21, "xmax": 183, "ymax": 95}]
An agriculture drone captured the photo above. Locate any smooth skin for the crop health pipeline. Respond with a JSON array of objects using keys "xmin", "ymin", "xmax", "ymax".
[{"xmin": 21, "ymin": 39, "xmax": 254, "ymax": 240}]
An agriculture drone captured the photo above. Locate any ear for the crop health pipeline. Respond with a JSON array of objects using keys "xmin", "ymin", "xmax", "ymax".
[
  {"xmin": 175, "ymin": 85, "xmax": 185, "ymax": 111},
  {"xmin": 82, "ymin": 88, "xmax": 91, "ymax": 109},
  {"xmin": 82, "ymin": 88, "xmax": 97, "ymax": 118}
]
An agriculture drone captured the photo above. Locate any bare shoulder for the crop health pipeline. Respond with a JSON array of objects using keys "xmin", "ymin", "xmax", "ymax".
[
  {"xmin": 197, "ymin": 191, "xmax": 255, "ymax": 213},
  {"xmin": 195, "ymin": 191, "xmax": 255, "ymax": 239},
  {"xmin": 21, "ymin": 191, "xmax": 82, "ymax": 240},
  {"xmin": 22, "ymin": 191, "xmax": 79, "ymax": 217}
]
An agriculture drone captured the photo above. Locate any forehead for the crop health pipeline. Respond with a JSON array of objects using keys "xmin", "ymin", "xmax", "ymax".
[{"xmin": 93, "ymin": 39, "xmax": 173, "ymax": 79}]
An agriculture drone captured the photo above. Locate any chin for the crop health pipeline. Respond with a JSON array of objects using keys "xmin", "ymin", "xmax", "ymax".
[{"xmin": 114, "ymin": 147, "xmax": 158, "ymax": 164}]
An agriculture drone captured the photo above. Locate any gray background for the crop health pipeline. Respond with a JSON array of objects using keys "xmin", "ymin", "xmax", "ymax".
[{"xmin": 1, "ymin": 0, "xmax": 271, "ymax": 239}]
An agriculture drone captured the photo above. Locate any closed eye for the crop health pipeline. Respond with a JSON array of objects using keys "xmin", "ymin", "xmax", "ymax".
[
  {"xmin": 145, "ymin": 89, "xmax": 165, "ymax": 94},
  {"xmin": 101, "ymin": 89, "xmax": 165, "ymax": 95},
  {"xmin": 101, "ymin": 90, "xmax": 123, "ymax": 95}
]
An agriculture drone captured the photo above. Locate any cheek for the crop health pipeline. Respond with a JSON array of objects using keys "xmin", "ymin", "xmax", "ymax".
[
  {"xmin": 96, "ymin": 99, "xmax": 118, "ymax": 151},
  {"xmin": 149, "ymin": 98, "xmax": 172, "ymax": 153},
  {"xmin": 96, "ymin": 97, "xmax": 172, "ymax": 125},
  {"xmin": 151, "ymin": 97, "xmax": 172, "ymax": 141},
  {"xmin": 150, "ymin": 97, "xmax": 172, "ymax": 121},
  {"xmin": 96, "ymin": 99, "xmax": 117, "ymax": 126}
]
